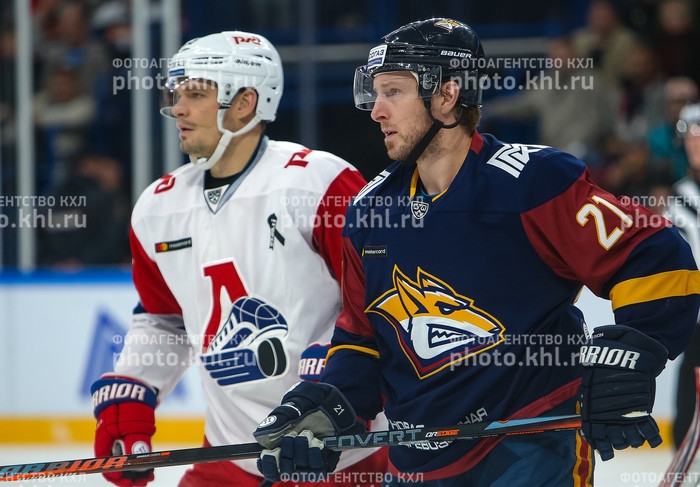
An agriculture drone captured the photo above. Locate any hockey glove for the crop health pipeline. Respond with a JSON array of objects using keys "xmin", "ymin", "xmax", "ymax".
[
  {"xmin": 91, "ymin": 375, "xmax": 158, "ymax": 487},
  {"xmin": 253, "ymin": 381, "xmax": 365, "ymax": 482},
  {"xmin": 579, "ymin": 325, "xmax": 668, "ymax": 461},
  {"xmin": 298, "ymin": 343, "xmax": 330, "ymax": 382}
]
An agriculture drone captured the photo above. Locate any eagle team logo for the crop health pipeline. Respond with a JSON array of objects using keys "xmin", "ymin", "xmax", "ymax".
[{"xmin": 367, "ymin": 266, "xmax": 505, "ymax": 378}]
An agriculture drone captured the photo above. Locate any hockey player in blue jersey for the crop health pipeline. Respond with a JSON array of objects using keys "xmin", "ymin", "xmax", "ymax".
[{"xmin": 253, "ymin": 18, "xmax": 700, "ymax": 486}]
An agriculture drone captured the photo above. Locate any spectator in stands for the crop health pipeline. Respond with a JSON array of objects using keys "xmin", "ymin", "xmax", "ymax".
[
  {"xmin": 89, "ymin": 0, "xmax": 133, "ymax": 192},
  {"xmin": 36, "ymin": 0, "xmax": 108, "ymax": 94},
  {"xmin": 33, "ymin": 0, "xmax": 64, "ymax": 48},
  {"xmin": 0, "ymin": 23, "xmax": 17, "ymax": 172},
  {"xmin": 649, "ymin": 76, "xmax": 698, "ymax": 182},
  {"xmin": 600, "ymin": 40, "xmax": 668, "ymax": 197},
  {"xmin": 572, "ymin": 0, "xmax": 638, "ymax": 89},
  {"xmin": 33, "ymin": 61, "xmax": 96, "ymax": 191},
  {"xmin": 601, "ymin": 140, "xmax": 674, "ymax": 202},
  {"xmin": 621, "ymin": 0, "xmax": 658, "ymax": 36},
  {"xmin": 652, "ymin": 0, "xmax": 700, "ymax": 85},
  {"xmin": 610, "ymin": 40, "xmax": 667, "ymax": 149},
  {"xmin": 486, "ymin": 35, "xmax": 616, "ymax": 167},
  {"xmin": 37, "ymin": 151, "xmax": 130, "ymax": 268}
]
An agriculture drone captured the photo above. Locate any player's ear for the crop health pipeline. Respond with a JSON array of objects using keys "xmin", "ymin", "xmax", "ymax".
[
  {"xmin": 440, "ymin": 81, "xmax": 459, "ymax": 112},
  {"xmin": 232, "ymin": 88, "xmax": 259, "ymax": 120},
  {"xmin": 435, "ymin": 80, "xmax": 460, "ymax": 120}
]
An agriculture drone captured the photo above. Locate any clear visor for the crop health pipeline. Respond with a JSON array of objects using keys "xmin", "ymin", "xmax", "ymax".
[
  {"xmin": 160, "ymin": 76, "xmax": 218, "ymax": 118},
  {"xmin": 353, "ymin": 63, "xmax": 441, "ymax": 110},
  {"xmin": 677, "ymin": 120, "xmax": 700, "ymax": 138}
]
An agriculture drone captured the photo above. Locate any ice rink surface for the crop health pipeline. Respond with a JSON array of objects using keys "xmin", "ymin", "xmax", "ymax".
[{"xmin": 0, "ymin": 443, "xmax": 684, "ymax": 486}]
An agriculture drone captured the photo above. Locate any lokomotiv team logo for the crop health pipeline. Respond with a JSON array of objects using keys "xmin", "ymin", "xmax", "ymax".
[
  {"xmin": 201, "ymin": 297, "xmax": 288, "ymax": 386},
  {"xmin": 367, "ymin": 266, "xmax": 505, "ymax": 378}
]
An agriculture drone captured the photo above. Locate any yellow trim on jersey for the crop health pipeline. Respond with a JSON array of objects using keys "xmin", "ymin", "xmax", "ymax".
[
  {"xmin": 572, "ymin": 430, "xmax": 593, "ymax": 486},
  {"xmin": 326, "ymin": 344, "xmax": 380, "ymax": 360},
  {"xmin": 409, "ymin": 169, "xmax": 420, "ymax": 198},
  {"xmin": 408, "ymin": 168, "xmax": 448, "ymax": 201},
  {"xmin": 609, "ymin": 269, "xmax": 700, "ymax": 311}
]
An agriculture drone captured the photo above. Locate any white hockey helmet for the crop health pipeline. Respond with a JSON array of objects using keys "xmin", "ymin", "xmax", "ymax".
[
  {"xmin": 677, "ymin": 103, "xmax": 700, "ymax": 138},
  {"xmin": 161, "ymin": 31, "xmax": 284, "ymax": 169}
]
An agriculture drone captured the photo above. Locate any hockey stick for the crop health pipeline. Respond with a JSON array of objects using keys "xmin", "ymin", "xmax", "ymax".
[
  {"xmin": 0, "ymin": 414, "xmax": 581, "ymax": 482},
  {"xmin": 658, "ymin": 367, "xmax": 700, "ymax": 487}
]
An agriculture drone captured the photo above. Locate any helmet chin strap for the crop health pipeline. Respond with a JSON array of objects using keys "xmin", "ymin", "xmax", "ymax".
[
  {"xmin": 400, "ymin": 102, "xmax": 463, "ymax": 166},
  {"xmin": 191, "ymin": 108, "xmax": 262, "ymax": 171}
]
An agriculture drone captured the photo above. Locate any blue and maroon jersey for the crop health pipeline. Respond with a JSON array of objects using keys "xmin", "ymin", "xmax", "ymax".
[{"xmin": 322, "ymin": 131, "xmax": 700, "ymax": 479}]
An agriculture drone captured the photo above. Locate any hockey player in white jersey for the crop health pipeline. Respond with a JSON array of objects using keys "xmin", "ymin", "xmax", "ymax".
[
  {"xmin": 89, "ymin": 31, "xmax": 387, "ymax": 486},
  {"xmin": 665, "ymin": 103, "xmax": 700, "ymax": 448}
]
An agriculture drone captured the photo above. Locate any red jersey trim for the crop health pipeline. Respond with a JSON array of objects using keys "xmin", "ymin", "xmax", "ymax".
[
  {"xmin": 522, "ymin": 170, "xmax": 665, "ymax": 296},
  {"xmin": 312, "ymin": 168, "xmax": 366, "ymax": 282},
  {"xmin": 336, "ymin": 237, "xmax": 376, "ymax": 339},
  {"xmin": 130, "ymin": 228, "xmax": 182, "ymax": 316}
]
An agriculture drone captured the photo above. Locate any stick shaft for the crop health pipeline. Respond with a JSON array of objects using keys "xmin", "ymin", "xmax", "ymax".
[
  {"xmin": 0, "ymin": 414, "xmax": 581, "ymax": 482},
  {"xmin": 658, "ymin": 367, "xmax": 700, "ymax": 487}
]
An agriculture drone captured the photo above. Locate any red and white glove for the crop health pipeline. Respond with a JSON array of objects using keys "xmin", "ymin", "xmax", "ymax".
[{"xmin": 91, "ymin": 375, "xmax": 158, "ymax": 486}]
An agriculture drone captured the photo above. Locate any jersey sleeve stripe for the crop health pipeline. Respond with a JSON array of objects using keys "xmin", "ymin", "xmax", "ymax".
[
  {"xmin": 609, "ymin": 269, "xmax": 700, "ymax": 311},
  {"xmin": 312, "ymin": 167, "xmax": 366, "ymax": 281},
  {"xmin": 130, "ymin": 227, "xmax": 182, "ymax": 315},
  {"xmin": 335, "ymin": 236, "xmax": 377, "ymax": 338},
  {"xmin": 327, "ymin": 344, "xmax": 380, "ymax": 360}
]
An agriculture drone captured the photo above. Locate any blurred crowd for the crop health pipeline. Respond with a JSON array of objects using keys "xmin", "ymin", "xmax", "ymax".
[
  {"xmin": 1, "ymin": 0, "xmax": 133, "ymax": 268},
  {"xmin": 485, "ymin": 0, "xmax": 700, "ymax": 211},
  {"xmin": 0, "ymin": 0, "xmax": 699, "ymax": 268}
]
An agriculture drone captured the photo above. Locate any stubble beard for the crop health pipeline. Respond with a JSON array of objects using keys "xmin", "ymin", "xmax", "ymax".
[
  {"xmin": 180, "ymin": 138, "xmax": 214, "ymax": 160},
  {"xmin": 385, "ymin": 112, "xmax": 434, "ymax": 162}
]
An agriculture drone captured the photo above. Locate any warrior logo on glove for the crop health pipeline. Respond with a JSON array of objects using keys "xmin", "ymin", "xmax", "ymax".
[
  {"xmin": 578, "ymin": 325, "xmax": 668, "ymax": 461},
  {"xmin": 91, "ymin": 375, "xmax": 158, "ymax": 487}
]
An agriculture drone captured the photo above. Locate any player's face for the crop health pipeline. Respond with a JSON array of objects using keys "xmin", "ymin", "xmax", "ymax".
[
  {"xmin": 685, "ymin": 126, "xmax": 700, "ymax": 170},
  {"xmin": 170, "ymin": 79, "xmax": 221, "ymax": 158},
  {"xmin": 370, "ymin": 72, "xmax": 432, "ymax": 161}
]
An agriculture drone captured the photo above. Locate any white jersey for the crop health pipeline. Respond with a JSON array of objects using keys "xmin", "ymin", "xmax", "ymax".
[
  {"xmin": 666, "ymin": 177, "xmax": 700, "ymax": 262},
  {"xmin": 664, "ymin": 176, "xmax": 700, "ymax": 326},
  {"xmin": 115, "ymin": 136, "xmax": 373, "ymax": 474}
]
